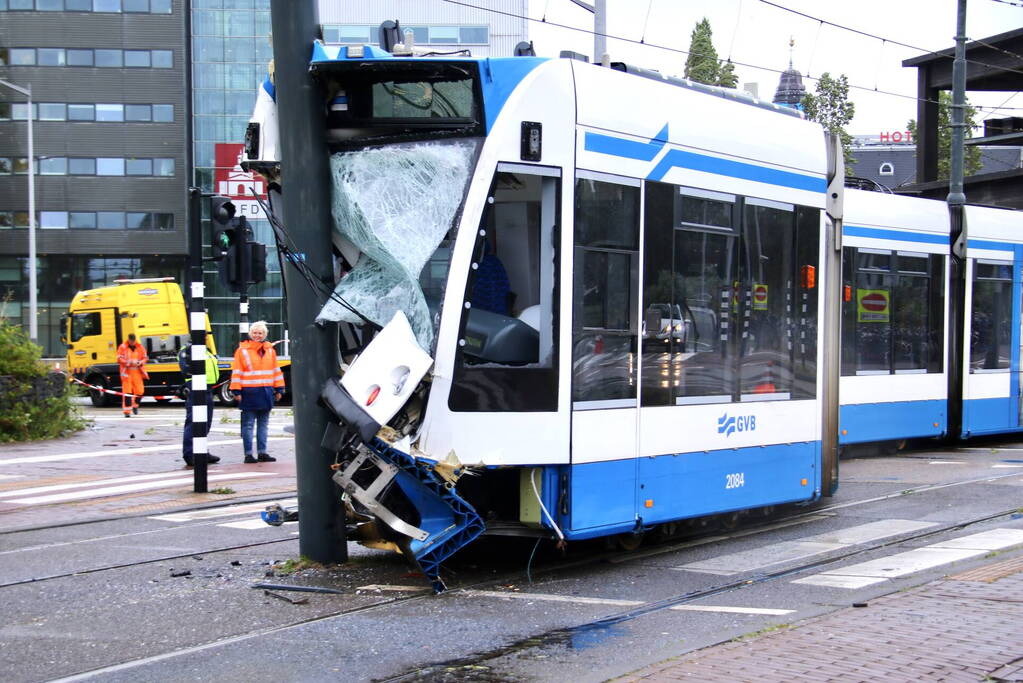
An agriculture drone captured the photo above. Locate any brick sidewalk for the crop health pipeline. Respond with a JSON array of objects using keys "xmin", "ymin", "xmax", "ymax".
[{"xmin": 618, "ymin": 556, "xmax": 1023, "ymax": 682}]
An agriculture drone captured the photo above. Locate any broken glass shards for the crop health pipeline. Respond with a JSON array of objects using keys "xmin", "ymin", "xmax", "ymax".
[{"xmin": 317, "ymin": 141, "xmax": 477, "ymax": 350}]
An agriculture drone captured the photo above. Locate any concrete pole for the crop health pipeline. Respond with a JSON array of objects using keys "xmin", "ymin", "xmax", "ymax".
[
  {"xmin": 946, "ymin": 0, "xmax": 968, "ymax": 441},
  {"xmin": 270, "ymin": 0, "xmax": 346, "ymax": 564}
]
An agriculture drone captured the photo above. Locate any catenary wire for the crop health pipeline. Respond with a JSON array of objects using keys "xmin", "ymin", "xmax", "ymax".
[{"xmin": 439, "ymin": 0, "xmax": 1023, "ymax": 112}]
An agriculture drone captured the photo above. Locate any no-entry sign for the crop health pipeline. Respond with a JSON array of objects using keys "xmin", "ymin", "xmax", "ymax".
[
  {"xmin": 753, "ymin": 283, "xmax": 768, "ymax": 311},
  {"xmin": 857, "ymin": 289, "xmax": 890, "ymax": 323}
]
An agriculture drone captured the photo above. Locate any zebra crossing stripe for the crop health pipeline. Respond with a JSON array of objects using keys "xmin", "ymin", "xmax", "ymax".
[
  {"xmin": 677, "ymin": 519, "xmax": 937, "ymax": 575},
  {"xmin": 7, "ymin": 472, "xmax": 273, "ymax": 505},
  {"xmin": 792, "ymin": 528, "xmax": 1023, "ymax": 589}
]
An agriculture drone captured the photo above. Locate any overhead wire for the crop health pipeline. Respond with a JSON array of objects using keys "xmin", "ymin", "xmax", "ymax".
[
  {"xmin": 757, "ymin": 0, "xmax": 1023, "ymax": 78},
  {"xmin": 438, "ymin": 0, "xmax": 1023, "ymax": 113}
]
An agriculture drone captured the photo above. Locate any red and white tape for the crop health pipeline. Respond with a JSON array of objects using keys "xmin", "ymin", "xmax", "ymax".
[{"xmin": 67, "ymin": 375, "xmax": 227, "ymax": 400}]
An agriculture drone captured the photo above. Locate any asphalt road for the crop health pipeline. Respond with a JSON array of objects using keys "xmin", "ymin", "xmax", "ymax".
[{"xmin": 2, "ymin": 402, "xmax": 1023, "ymax": 682}]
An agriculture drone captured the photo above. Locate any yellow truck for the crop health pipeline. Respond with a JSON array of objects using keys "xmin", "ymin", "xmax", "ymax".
[{"xmin": 62, "ymin": 278, "xmax": 290, "ymax": 407}]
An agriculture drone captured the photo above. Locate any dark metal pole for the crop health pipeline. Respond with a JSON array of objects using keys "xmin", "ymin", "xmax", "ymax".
[
  {"xmin": 946, "ymin": 0, "xmax": 968, "ymax": 441},
  {"xmin": 187, "ymin": 187, "xmax": 209, "ymax": 493},
  {"xmin": 270, "ymin": 0, "xmax": 346, "ymax": 563}
]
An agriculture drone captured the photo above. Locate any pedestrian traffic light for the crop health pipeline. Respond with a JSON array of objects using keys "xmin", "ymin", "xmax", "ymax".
[{"xmin": 209, "ymin": 195, "xmax": 237, "ymax": 262}]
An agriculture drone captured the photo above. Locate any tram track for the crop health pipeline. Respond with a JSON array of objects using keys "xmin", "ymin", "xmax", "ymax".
[
  {"xmin": 3, "ymin": 466, "xmax": 1021, "ymax": 592},
  {"xmin": 46, "ymin": 498, "xmax": 1023, "ymax": 683},
  {"xmin": 383, "ymin": 504, "xmax": 1023, "ymax": 682}
]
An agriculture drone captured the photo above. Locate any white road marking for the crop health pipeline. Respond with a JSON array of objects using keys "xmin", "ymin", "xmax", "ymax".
[
  {"xmin": 7, "ymin": 472, "xmax": 273, "ymax": 505},
  {"xmin": 0, "ymin": 474, "xmax": 22, "ymax": 481},
  {"xmin": 151, "ymin": 498, "xmax": 298, "ymax": 522},
  {"xmin": 668, "ymin": 605, "xmax": 794, "ymax": 616},
  {"xmin": 357, "ymin": 584, "xmax": 431, "ymax": 593},
  {"xmin": 219, "ymin": 519, "xmax": 297, "ymax": 530},
  {"xmin": 928, "ymin": 460, "xmax": 965, "ymax": 465},
  {"xmin": 992, "ymin": 464, "xmax": 1023, "ymax": 469},
  {"xmin": 677, "ymin": 519, "xmax": 936, "ymax": 575},
  {"xmin": 0, "ymin": 437, "xmax": 289, "ymax": 465},
  {"xmin": 0, "ymin": 471, "xmax": 187, "ymax": 499},
  {"xmin": 793, "ymin": 527, "xmax": 1023, "ymax": 588},
  {"xmin": 460, "ymin": 590, "xmax": 644, "ymax": 607}
]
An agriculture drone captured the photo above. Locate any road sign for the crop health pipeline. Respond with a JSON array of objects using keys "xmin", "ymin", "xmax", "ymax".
[
  {"xmin": 857, "ymin": 289, "xmax": 890, "ymax": 323},
  {"xmin": 753, "ymin": 283, "xmax": 768, "ymax": 311}
]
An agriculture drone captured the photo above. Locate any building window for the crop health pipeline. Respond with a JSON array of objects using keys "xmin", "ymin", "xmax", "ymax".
[
  {"xmin": 69, "ymin": 212, "xmax": 97, "ymax": 229},
  {"xmin": 40, "ymin": 211, "xmax": 68, "ymax": 229},
  {"xmin": 0, "ymin": 102, "xmax": 173, "ymax": 123},
  {"xmin": 67, "ymin": 49, "xmax": 93, "ymax": 66},
  {"xmin": 96, "ymin": 158, "xmax": 125, "ymax": 176},
  {"xmin": 38, "ymin": 103, "xmax": 67, "ymax": 121},
  {"xmin": 879, "ymin": 162, "xmax": 894, "ymax": 176},
  {"xmin": 38, "ymin": 157, "xmax": 67, "ymax": 175},
  {"xmin": 96, "ymin": 104, "xmax": 124, "ymax": 122},
  {"xmin": 3, "ymin": 48, "xmax": 171, "ymax": 68},
  {"xmin": 124, "ymin": 50, "xmax": 151, "ymax": 67},
  {"xmin": 69, "ymin": 158, "xmax": 96, "ymax": 175}
]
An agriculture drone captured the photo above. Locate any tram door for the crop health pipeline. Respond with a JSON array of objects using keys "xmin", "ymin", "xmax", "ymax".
[
  {"xmin": 569, "ymin": 173, "xmax": 641, "ymax": 530},
  {"xmin": 446, "ymin": 164, "xmax": 568, "ymax": 465}
]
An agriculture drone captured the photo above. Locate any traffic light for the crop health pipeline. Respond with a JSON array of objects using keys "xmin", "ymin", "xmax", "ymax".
[
  {"xmin": 219, "ymin": 216, "xmax": 267, "ymax": 291},
  {"xmin": 209, "ymin": 196, "xmax": 237, "ymax": 261},
  {"xmin": 207, "ymin": 195, "xmax": 266, "ymax": 291}
]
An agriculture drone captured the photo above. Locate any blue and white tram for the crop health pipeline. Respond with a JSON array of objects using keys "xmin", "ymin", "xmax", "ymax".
[
  {"xmin": 248, "ymin": 45, "xmax": 844, "ymax": 589},
  {"xmin": 839, "ymin": 189, "xmax": 951, "ymax": 446},
  {"xmin": 837, "ymin": 191, "xmax": 1023, "ymax": 447},
  {"xmin": 961, "ymin": 204, "xmax": 1023, "ymax": 438}
]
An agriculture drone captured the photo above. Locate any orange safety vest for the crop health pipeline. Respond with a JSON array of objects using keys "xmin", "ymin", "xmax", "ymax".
[
  {"xmin": 116, "ymin": 341, "xmax": 149, "ymax": 380},
  {"xmin": 229, "ymin": 340, "xmax": 284, "ymax": 391}
]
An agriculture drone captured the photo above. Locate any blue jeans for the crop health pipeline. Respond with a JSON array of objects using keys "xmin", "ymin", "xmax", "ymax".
[{"xmin": 240, "ymin": 409, "xmax": 270, "ymax": 456}]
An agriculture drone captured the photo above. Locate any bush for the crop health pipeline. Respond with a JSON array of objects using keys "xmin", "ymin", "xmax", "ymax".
[{"xmin": 0, "ymin": 317, "xmax": 86, "ymax": 442}]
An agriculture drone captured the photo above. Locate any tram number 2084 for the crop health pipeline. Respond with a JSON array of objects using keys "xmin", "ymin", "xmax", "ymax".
[{"xmin": 725, "ymin": 472, "xmax": 746, "ymax": 489}]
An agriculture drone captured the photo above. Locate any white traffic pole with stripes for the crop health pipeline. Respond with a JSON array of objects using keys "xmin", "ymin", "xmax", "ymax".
[{"xmin": 187, "ymin": 187, "xmax": 210, "ymax": 493}]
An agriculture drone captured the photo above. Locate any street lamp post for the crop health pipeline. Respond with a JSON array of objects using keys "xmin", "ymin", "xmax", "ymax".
[{"xmin": 0, "ymin": 78, "xmax": 37, "ymax": 343}]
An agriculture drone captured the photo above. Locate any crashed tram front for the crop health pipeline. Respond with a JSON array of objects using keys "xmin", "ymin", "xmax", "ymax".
[{"xmin": 246, "ymin": 40, "xmax": 834, "ymax": 592}]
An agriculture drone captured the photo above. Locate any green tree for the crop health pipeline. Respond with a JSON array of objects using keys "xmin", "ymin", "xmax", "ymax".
[
  {"xmin": 717, "ymin": 59, "xmax": 738, "ymax": 88},
  {"xmin": 0, "ymin": 310, "xmax": 85, "ymax": 442},
  {"xmin": 801, "ymin": 72, "xmax": 856, "ymax": 177},
  {"xmin": 906, "ymin": 91, "xmax": 982, "ymax": 180},
  {"xmin": 684, "ymin": 18, "xmax": 719, "ymax": 85}
]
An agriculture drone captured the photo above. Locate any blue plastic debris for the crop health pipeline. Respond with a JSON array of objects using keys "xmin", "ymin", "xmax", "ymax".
[{"xmin": 366, "ymin": 439, "xmax": 485, "ymax": 592}]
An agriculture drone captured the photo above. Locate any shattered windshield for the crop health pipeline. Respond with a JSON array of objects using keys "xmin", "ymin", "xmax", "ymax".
[{"xmin": 316, "ymin": 140, "xmax": 479, "ymax": 351}]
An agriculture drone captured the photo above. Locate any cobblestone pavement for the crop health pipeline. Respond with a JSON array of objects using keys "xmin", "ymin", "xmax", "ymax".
[{"xmin": 618, "ymin": 555, "xmax": 1023, "ymax": 682}]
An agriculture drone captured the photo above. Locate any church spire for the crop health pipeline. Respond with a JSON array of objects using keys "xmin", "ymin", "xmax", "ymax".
[{"xmin": 773, "ymin": 37, "xmax": 806, "ymax": 109}]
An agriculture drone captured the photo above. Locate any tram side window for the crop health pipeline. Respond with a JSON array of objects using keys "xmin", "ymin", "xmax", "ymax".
[
  {"xmin": 572, "ymin": 177, "xmax": 639, "ymax": 407},
  {"xmin": 70, "ymin": 311, "xmax": 101, "ymax": 342},
  {"xmin": 841, "ymin": 248, "xmax": 943, "ymax": 375},
  {"xmin": 642, "ymin": 183, "xmax": 737, "ymax": 407},
  {"xmin": 971, "ymin": 261, "xmax": 1012, "ymax": 372},
  {"xmin": 739, "ymin": 201, "xmax": 795, "ymax": 399},
  {"xmin": 449, "ymin": 169, "xmax": 561, "ymax": 412},
  {"xmin": 792, "ymin": 206, "xmax": 820, "ymax": 398}
]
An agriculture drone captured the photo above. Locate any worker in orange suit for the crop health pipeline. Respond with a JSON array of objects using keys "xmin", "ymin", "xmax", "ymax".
[{"xmin": 116, "ymin": 333, "xmax": 149, "ymax": 417}]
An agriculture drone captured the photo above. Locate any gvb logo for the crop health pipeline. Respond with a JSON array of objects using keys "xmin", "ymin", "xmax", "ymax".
[{"xmin": 717, "ymin": 413, "xmax": 757, "ymax": 437}]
